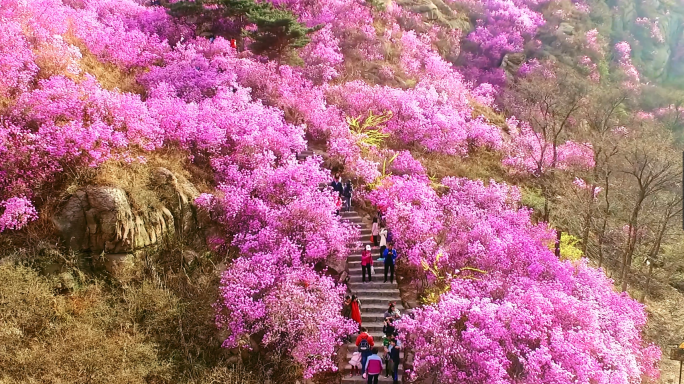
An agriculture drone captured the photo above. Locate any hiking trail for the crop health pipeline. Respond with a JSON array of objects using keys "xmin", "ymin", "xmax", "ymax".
[{"xmin": 298, "ymin": 148, "xmax": 407, "ymax": 383}]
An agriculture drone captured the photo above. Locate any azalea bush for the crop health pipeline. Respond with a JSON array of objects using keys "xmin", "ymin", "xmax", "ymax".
[
  {"xmin": 400, "ymin": 267, "xmax": 660, "ymax": 383},
  {"xmin": 216, "ymin": 256, "xmax": 357, "ymax": 378}
]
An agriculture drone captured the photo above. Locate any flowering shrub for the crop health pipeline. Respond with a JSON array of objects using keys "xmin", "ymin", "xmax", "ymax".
[
  {"xmin": 369, "ymin": 174, "xmax": 660, "ymax": 382},
  {"xmin": 614, "ymin": 41, "xmax": 640, "ymax": 89},
  {"xmin": 389, "ymin": 151, "xmax": 427, "ymax": 177},
  {"xmin": 399, "ymin": 266, "xmax": 660, "ymax": 383},
  {"xmin": 0, "ymin": 196, "xmax": 38, "ymax": 232},
  {"xmin": 326, "ymin": 80, "xmax": 501, "ymax": 155},
  {"xmin": 216, "ymin": 257, "xmax": 357, "ymax": 378},
  {"xmin": 446, "ymin": 0, "xmax": 549, "ymax": 84}
]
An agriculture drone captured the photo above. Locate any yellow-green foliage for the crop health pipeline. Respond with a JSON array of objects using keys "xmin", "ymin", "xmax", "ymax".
[
  {"xmin": 520, "ymin": 186, "xmax": 545, "ymax": 212},
  {"xmin": 547, "ymin": 232, "xmax": 584, "ymax": 261},
  {"xmin": 419, "ymin": 252, "xmax": 487, "ymax": 305},
  {"xmin": 367, "ymin": 153, "xmax": 398, "ymax": 191},
  {"xmin": 420, "ymin": 284, "xmax": 451, "ymax": 305},
  {"xmin": 346, "ymin": 110, "xmax": 393, "ymax": 148}
]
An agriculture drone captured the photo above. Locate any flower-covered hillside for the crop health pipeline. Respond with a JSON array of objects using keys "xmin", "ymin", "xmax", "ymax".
[{"xmin": 0, "ymin": 0, "xmax": 676, "ymax": 382}]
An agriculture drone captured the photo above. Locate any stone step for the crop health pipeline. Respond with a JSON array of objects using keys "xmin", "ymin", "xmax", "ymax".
[
  {"xmin": 351, "ymin": 295, "xmax": 402, "ymax": 305},
  {"xmin": 349, "ymin": 283, "xmax": 398, "ymax": 292},
  {"xmin": 346, "ymin": 349, "xmax": 405, "ymax": 359},
  {"xmin": 341, "ymin": 372, "xmax": 402, "ymax": 383},
  {"xmin": 351, "ymin": 287, "xmax": 402, "ymax": 296},
  {"xmin": 347, "ymin": 259, "xmax": 384, "ymax": 267},
  {"xmin": 342, "ymin": 215, "xmax": 363, "ymax": 220},
  {"xmin": 341, "ymin": 211, "xmax": 361, "ymax": 216},
  {"xmin": 348, "ymin": 265, "xmax": 392, "ymax": 273},
  {"xmin": 347, "ymin": 253, "xmax": 385, "ymax": 261},
  {"xmin": 348, "ymin": 268, "xmax": 395, "ymax": 276},
  {"xmin": 359, "ymin": 314, "xmax": 403, "ymax": 323},
  {"xmin": 353, "ymin": 303, "xmax": 405, "ymax": 311},
  {"xmin": 342, "ymin": 215, "xmax": 363, "ymax": 221},
  {"xmin": 349, "ymin": 279, "xmax": 398, "ymax": 287},
  {"xmin": 354, "ymin": 321, "xmax": 393, "ymax": 333}
]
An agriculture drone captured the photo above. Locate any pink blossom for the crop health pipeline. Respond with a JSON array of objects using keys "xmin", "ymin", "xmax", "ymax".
[{"xmin": 0, "ymin": 196, "xmax": 38, "ymax": 232}]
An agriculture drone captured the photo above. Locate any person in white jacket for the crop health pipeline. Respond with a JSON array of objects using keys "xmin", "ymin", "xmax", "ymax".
[
  {"xmin": 379, "ymin": 226, "xmax": 388, "ymax": 256},
  {"xmin": 371, "ymin": 217, "xmax": 379, "ymax": 246}
]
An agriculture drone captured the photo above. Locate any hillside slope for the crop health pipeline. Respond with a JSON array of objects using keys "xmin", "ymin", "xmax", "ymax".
[{"xmin": 0, "ymin": 0, "xmax": 680, "ymax": 383}]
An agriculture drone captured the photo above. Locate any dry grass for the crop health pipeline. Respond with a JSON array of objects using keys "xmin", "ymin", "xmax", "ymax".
[
  {"xmin": 470, "ymin": 99, "xmax": 509, "ymax": 131},
  {"xmin": 418, "ymin": 148, "xmax": 508, "ymax": 183},
  {"xmin": 0, "ymin": 253, "xmax": 260, "ymax": 384},
  {"xmin": 56, "ymin": 27, "xmax": 146, "ymax": 95},
  {"xmin": 77, "ymin": 49, "xmax": 146, "ymax": 94},
  {"xmin": 0, "ymin": 264, "xmax": 165, "ymax": 384},
  {"xmin": 58, "ymin": 148, "xmax": 214, "ymax": 217}
]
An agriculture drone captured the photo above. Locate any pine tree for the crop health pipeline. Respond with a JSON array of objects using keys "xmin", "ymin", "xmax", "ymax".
[
  {"xmin": 244, "ymin": 7, "xmax": 322, "ymax": 63},
  {"xmin": 166, "ymin": 0, "xmax": 261, "ymax": 40},
  {"xmin": 166, "ymin": 0, "xmax": 321, "ymax": 62}
]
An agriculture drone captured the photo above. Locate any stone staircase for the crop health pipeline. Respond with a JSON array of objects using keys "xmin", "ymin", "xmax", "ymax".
[
  {"xmin": 341, "ymin": 210, "xmax": 404, "ymax": 384},
  {"xmin": 298, "ymin": 148, "xmax": 405, "ymax": 382}
]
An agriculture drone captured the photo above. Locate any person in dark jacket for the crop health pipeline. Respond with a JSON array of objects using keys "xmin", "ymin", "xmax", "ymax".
[
  {"xmin": 330, "ymin": 174, "xmax": 343, "ymax": 197},
  {"xmin": 383, "ymin": 317, "xmax": 395, "ymax": 337},
  {"xmin": 382, "ymin": 243, "xmax": 398, "ymax": 283},
  {"xmin": 342, "ymin": 295, "xmax": 352, "ymax": 319},
  {"xmin": 388, "ymin": 340, "xmax": 400, "ymax": 384},
  {"xmin": 342, "ymin": 180, "xmax": 353, "ymax": 211}
]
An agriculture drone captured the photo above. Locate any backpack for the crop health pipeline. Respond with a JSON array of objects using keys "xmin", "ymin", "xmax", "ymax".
[{"xmin": 358, "ymin": 337, "xmax": 370, "ymax": 352}]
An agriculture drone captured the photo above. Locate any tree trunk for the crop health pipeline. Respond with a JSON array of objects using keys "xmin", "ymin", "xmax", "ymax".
[
  {"xmin": 640, "ymin": 263, "xmax": 653, "ymax": 303},
  {"xmin": 543, "ymin": 197, "xmax": 550, "ymax": 223},
  {"xmin": 554, "ymin": 230, "xmax": 562, "ymax": 258},
  {"xmin": 621, "ymin": 194, "xmax": 645, "ymax": 292},
  {"xmin": 597, "ymin": 174, "xmax": 611, "ymax": 269},
  {"xmin": 580, "ymin": 188, "xmax": 594, "ymax": 255}
]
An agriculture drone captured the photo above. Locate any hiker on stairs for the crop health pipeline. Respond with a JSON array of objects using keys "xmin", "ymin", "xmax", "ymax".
[
  {"xmin": 371, "ymin": 217, "xmax": 379, "ymax": 246},
  {"xmin": 343, "ymin": 180, "xmax": 353, "ymax": 212},
  {"xmin": 379, "ymin": 225, "xmax": 388, "ymax": 255},
  {"xmin": 356, "ymin": 327, "xmax": 375, "ymax": 375},
  {"xmin": 384, "ymin": 302, "xmax": 401, "ymax": 321},
  {"xmin": 331, "ymin": 174, "xmax": 344, "ymax": 197},
  {"xmin": 382, "ymin": 243, "xmax": 398, "ymax": 283},
  {"xmin": 388, "ymin": 340, "xmax": 401, "ymax": 384},
  {"xmin": 383, "ymin": 318, "xmax": 396, "ymax": 337},
  {"xmin": 351, "ymin": 294, "xmax": 362, "ymax": 327},
  {"xmin": 364, "ymin": 347, "xmax": 383, "ymax": 384},
  {"xmin": 361, "ymin": 245, "xmax": 373, "ymax": 283}
]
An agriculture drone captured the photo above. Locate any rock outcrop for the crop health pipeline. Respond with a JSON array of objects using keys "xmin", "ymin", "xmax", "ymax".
[
  {"xmin": 394, "ymin": 0, "xmax": 470, "ymax": 30},
  {"xmin": 53, "ymin": 167, "xmax": 203, "ymax": 274}
]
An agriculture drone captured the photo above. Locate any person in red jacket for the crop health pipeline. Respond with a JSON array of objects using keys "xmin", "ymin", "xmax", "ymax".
[
  {"xmin": 361, "ymin": 245, "xmax": 373, "ymax": 283},
  {"xmin": 355, "ymin": 327, "xmax": 375, "ymax": 375},
  {"xmin": 351, "ymin": 294, "xmax": 362, "ymax": 327}
]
